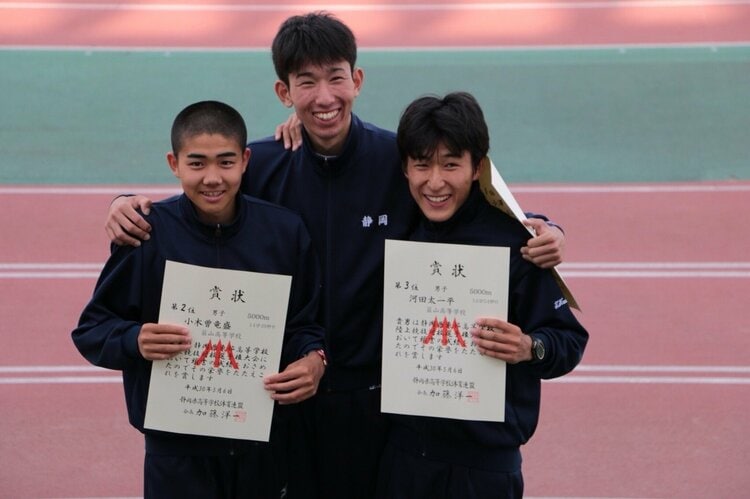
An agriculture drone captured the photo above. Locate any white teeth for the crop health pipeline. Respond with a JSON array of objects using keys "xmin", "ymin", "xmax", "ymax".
[
  {"xmin": 203, "ymin": 191, "xmax": 222, "ymax": 197},
  {"xmin": 315, "ymin": 110, "xmax": 339, "ymax": 121},
  {"xmin": 426, "ymin": 194, "xmax": 449, "ymax": 203}
]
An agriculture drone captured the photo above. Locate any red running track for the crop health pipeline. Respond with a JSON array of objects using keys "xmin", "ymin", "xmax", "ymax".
[
  {"xmin": 1, "ymin": 182, "xmax": 749, "ymax": 498},
  {"xmin": 2, "ymin": 1, "xmax": 749, "ymax": 497},
  {"xmin": 1, "ymin": 0, "xmax": 750, "ymax": 48}
]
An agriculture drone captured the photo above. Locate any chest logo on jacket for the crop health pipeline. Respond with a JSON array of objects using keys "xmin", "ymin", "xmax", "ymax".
[{"xmin": 361, "ymin": 214, "xmax": 389, "ymax": 228}]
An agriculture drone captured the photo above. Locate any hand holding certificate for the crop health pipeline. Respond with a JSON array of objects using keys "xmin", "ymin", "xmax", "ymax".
[
  {"xmin": 144, "ymin": 260, "xmax": 291, "ymax": 442},
  {"xmin": 381, "ymin": 240, "xmax": 510, "ymax": 422}
]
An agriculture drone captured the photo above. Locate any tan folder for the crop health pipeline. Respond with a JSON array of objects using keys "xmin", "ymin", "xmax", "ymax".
[{"xmin": 478, "ymin": 157, "xmax": 580, "ymax": 311}]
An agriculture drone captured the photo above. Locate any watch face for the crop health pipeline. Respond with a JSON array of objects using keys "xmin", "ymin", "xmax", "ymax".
[{"xmin": 533, "ymin": 339, "xmax": 546, "ymax": 361}]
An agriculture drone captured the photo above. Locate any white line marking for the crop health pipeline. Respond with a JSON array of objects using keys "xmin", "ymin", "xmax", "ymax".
[
  {"xmin": 4, "ymin": 375, "xmax": 747, "ymax": 385},
  {"xmin": 511, "ymin": 184, "xmax": 750, "ymax": 193},
  {"xmin": 557, "ymin": 262, "xmax": 750, "ymax": 278},
  {"xmin": 4, "ymin": 364, "xmax": 747, "ymax": 374},
  {"xmin": 554, "ymin": 364, "xmax": 750, "ymax": 384},
  {"xmin": 0, "ymin": 186, "xmax": 180, "ymax": 195},
  {"xmin": 2, "ymin": 364, "xmax": 748, "ymax": 385},
  {"xmin": 560, "ymin": 271, "xmax": 750, "ymax": 278},
  {"xmin": 0, "ymin": 376, "xmax": 121, "ymax": 384},
  {"xmin": 0, "ymin": 272, "xmax": 101, "ymax": 279},
  {"xmin": 0, "ymin": 263, "xmax": 103, "ymax": 270},
  {"xmin": 576, "ymin": 365, "xmax": 750, "ymax": 373},
  {"xmin": 2, "ymin": 262, "xmax": 750, "ymax": 279},
  {"xmin": 561, "ymin": 262, "xmax": 750, "ymax": 269},
  {"xmin": 2, "ymin": 1, "xmax": 750, "ymax": 12},
  {"xmin": 0, "ymin": 365, "xmax": 109, "ymax": 373},
  {"xmin": 2, "ymin": 42, "xmax": 750, "ymax": 52},
  {"xmin": 2, "ymin": 183, "xmax": 750, "ymax": 195},
  {"xmin": 550, "ymin": 376, "xmax": 750, "ymax": 384},
  {"xmin": 6, "ymin": 262, "xmax": 749, "ymax": 271}
]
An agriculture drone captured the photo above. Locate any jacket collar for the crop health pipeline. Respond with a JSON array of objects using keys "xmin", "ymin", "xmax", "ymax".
[
  {"xmin": 300, "ymin": 113, "xmax": 362, "ymax": 176},
  {"xmin": 178, "ymin": 193, "xmax": 244, "ymax": 240},
  {"xmin": 419, "ymin": 182, "xmax": 485, "ymax": 237}
]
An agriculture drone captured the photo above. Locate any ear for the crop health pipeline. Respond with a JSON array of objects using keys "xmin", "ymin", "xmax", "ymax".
[
  {"xmin": 241, "ymin": 147, "xmax": 251, "ymax": 173},
  {"xmin": 274, "ymin": 80, "xmax": 293, "ymax": 108},
  {"xmin": 167, "ymin": 152, "xmax": 180, "ymax": 178},
  {"xmin": 352, "ymin": 67, "xmax": 364, "ymax": 97},
  {"xmin": 473, "ymin": 157, "xmax": 485, "ymax": 181}
]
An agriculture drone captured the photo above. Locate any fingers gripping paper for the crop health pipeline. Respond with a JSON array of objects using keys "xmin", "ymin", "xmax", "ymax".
[{"xmin": 144, "ymin": 261, "xmax": 291, "ymax": 442}]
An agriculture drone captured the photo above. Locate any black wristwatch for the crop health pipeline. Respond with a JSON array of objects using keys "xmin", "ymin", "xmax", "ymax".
[{"xmin": 530, "ymin": 336, "xmax": 546, "ymax": 362}]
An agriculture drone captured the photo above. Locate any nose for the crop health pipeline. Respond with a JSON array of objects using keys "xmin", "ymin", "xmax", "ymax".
[
  {"xmin": 202, "ymin": 165, "xmax": 222, "ymax": 185},
  {"xmin": 426, "ymin": 166, "xmax": 444, "ymax": 189},
  {"xmin": 315, "ymin": 82, "xmax": 335, "ymax": 105}
]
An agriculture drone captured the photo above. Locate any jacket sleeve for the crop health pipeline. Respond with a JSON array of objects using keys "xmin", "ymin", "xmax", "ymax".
[
  {"xmin": 523, "ymin": 211, "xmax": 563, "ymax": 233},
  {"xmin": 279, "ymin": 219, "xmax": 325, "ymax": 368},
  {"xmin": 511, "ymin": 265, "xmax": 588, "ymax": 379},
  {"xmin": 71, "ymin": 245, "xmax": 147, "ymax": 370}
]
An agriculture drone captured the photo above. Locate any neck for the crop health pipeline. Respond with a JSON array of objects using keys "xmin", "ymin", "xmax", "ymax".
[{"xmin": 307, "ymin": 114, "xmax": 353, "ymax": 156}]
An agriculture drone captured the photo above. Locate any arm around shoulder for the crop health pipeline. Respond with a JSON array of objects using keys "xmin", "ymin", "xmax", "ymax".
[
  {"xmin": 105, "ymin": 194, "xmax": 154, "ymax": 247},
  {"xmin": 521, "ymin": 217, "xmax": 565, "ymax": 269}
]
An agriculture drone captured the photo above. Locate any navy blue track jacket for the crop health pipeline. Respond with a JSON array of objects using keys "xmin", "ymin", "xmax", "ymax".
[
  {"xmin": 72, "ymin": 193, "xmax": 324, "ymax": 454},
  {"xmin": 389, "ymin": 184, "xmax": 589, "ymax": 468},
  {"xmin": 243, "ymin": 114, "xmax": 419, "ymax": 390}
]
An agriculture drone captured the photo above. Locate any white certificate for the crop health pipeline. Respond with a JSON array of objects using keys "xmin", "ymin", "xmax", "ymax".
[
  {"xmin": 382, "ymin": 239, "xmax": 509, "ymax": 422},
  {"xmin": 144, "ymin": 260, "xmax": 291, "ymax": 442}
]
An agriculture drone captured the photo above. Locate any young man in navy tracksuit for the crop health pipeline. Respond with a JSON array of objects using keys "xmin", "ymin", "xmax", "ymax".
[
  {"xmin": 375, "ymin": 92, "xmax": 589, "ymax": 499},
  {"xmin": 103, "ymin": 13, "xmax": 570, "ymax": 498},
  {"xmin": 72, "ymin": 101, "xmax": 326, "ymax": 498}
]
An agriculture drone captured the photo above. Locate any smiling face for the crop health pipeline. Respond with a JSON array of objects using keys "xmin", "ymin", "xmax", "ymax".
[
  {"xmin": 167, "ymin": 133, "xmax": 250, "ymax": 225},
  {"xmin": 405, "ymin": 144, "xmax": 481, "ymax": 223},
  {"xmin": 274, "ymin": 61, "xmax": 363, "ymax": 156}
]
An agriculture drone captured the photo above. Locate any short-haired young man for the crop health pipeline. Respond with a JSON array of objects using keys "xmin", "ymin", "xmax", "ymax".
[
  {"xmin": 73, "ymin": 101, "xmax": 325, "ymax": 498},
  {"xmin": 375, "ymin": 92, "xmax": 588, "ymax": 499}
]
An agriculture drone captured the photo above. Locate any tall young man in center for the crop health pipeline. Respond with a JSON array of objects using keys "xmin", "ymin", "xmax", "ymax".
[
  {"xmin": 242, "ymin": 15, "xmax": 416, "ymax": 497},
  {"xmin": 104, "ymin": 12, "xmax": 568, "ymax": 497}
]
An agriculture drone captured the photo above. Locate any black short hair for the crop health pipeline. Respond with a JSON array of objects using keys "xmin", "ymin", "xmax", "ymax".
[
  {"xmin": 171, "ymin": 101, "xmax": 247, "ymax": 155},
  {"xmin": 271, "ymin": 11, "xmax": 358, "ymax": 84},
  {"xmin": 397, "ymin": 92, "xmax": 490, "ymax": 171}
]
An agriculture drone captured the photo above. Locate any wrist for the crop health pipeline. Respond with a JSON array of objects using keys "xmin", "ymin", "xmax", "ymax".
[
  {"xmin": 306, "ymin": 348, "xmax": 327, "ymax": 368},
  {"xmin": 529, "ymin": 335, "xmax": 546, "ymax": 363}
]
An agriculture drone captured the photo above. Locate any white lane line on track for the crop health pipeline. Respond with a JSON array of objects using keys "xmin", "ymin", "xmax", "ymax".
[
  {"xmin": 551, "ymin": 376, "xmax": 750, "ymax": 384},
  {"xmin": 0, "ymin": 376, "xmax": 122, "ymax": 384},
  {"xmin": 559, "ymin": 270, "xmax": 750, "ymax": 278},
  {"xmin": 576, "ymin": 365, "xmax": 750, "ymax": 373},
  {"xmin": 3, "ymin": 42, "xmax": 749, "ymax": 52},
  {"xmin": 3, "ymin": 262, "xmax": 750, "ymax": 279},
  {"xmin": 2, "ymin": 364, "xmax": 749, "ymax": 385},
  {"xmin": 0, "ymin": 186, "xmax": 181, "ymax": 195},
  {"xmin": 2, "ymin": 183, "xmax": 750, "ymax": 195},
  {"xmin": 6, "ymin": 262, "xmax": 744, "ymax": 269},
  {"xmin": 553, "ymin": 364, "xmax": 750, "ymax": 384},
  {"xmin": 2, "ymin": 1, "xmax": 750, "ymax": 12},
  {"xmin": 5, "ymin": 364, "xmax": 748, "ymax": 374}
]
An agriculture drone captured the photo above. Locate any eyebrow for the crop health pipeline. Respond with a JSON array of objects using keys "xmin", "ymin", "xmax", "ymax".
[
  {"xmin": 185, "ymin": 151, "xmax": 239, "ymax": 159},
  {"xmin": 438, "ymin": 151, "xmax": 464, "ymax": 160},
  {"xmin": 296, "ymin": 66, "xmax": 347, "ymax": 78}
]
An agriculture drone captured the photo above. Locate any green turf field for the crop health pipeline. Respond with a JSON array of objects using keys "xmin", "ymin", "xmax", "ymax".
[{"xmin": 1, "ymin": 46, "xmax": 748, "ymax": 184}]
